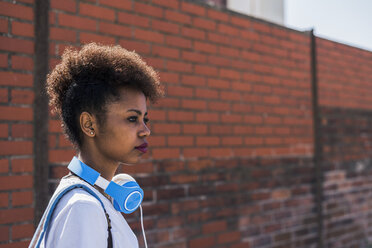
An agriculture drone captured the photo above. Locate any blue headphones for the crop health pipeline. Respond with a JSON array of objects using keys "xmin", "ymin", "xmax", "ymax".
[{"xmin": 67, "ymin": 156, "xmax": 144, "ymax": 214}]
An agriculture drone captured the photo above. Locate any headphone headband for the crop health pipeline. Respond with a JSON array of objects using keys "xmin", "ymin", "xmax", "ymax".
[{"xmin": 67, "ymin": 157, "xmax": 143, "ymax": 214}]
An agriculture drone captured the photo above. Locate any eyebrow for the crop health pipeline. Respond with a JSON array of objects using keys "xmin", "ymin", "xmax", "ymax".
[{"xmin": 127, "ymin": 109, "xmax": 148, "ymax": 116}]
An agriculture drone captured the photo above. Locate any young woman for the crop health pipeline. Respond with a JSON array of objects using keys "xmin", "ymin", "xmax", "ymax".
[{"xmin": 29, "ymin": 43, "xmax": 163, "ymax": 248}]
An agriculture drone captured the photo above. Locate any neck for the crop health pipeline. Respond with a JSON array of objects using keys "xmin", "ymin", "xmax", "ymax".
[{"xmin": 77, "ymin": 149, "xmax": 118, "ymax": 181}]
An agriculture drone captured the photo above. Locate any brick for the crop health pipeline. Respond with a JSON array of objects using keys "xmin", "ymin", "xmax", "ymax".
[
  {"xmin": 99, "ymin": 22, "xmax": 131, "ymax": 38},
  {"xmin": 232, "ymin": 82, "xmax": 251, "ymax": 92},
  {"xmin": 168, "ymin": 111, "xmax": 194, "ymax": 121},
  {"xmin": 0, "ymin": 2, "xmax": 33, "ymax": 20},
  {"xmin": 0, "ymin": 159, "xmax": 8, "ymax": 173},
  {"xmin": 119, "ymin": 39, "xmax": 150, "ymax": 54},
  {"xmin": 0, "ymin": 53, "xmax": 8, "ymax": 68},
  {"xmin": 167, "ymin": 85, "xmax": 193, "ymax": 97},
  {"xmin": 153, "ymin": 123, "xmax": 180, "ymax": 134},
  {"xmin": 134, "ymin": 2, "xmax": 163, "ymax": 18},
  {"xmin": 210, "ymin": 125, "xmax": 233, "ymax": 135},
  {"xmin": 0, "ymin": 208, "xmax": 34, "ymax": 224},
  {"xmin": 100, "ymin": 0, "xmax": 131, "ymax": 10},
  {"xmin": 79, "ymin": 3, "xmax": 115, "ymax": 21},
  {"xmin": 152, "ymin": 45, "xmax": 179, "ymax": 59},
  {"xmin": 218, "ymin": 23, "xmax": 240, "ymax": 36},
  {"xmin": 11, "ymin": 21, "xmax": 33, "ymax": 37},
  {"xmin": 181, "ymin": 2, "xmax": 205, "ymax": 16},
  {"xmin": 209, "ymin": 148, "xmax": 232, "ymax": 157},
  {"xmin": 197, "ymin": 136, "xmax": 220, "ymax": 146},
  {"xmin": 221, "ymin": 113, "xmax": 242, "ymax": 123},
  {"xmin": 195, "ymin": 65, "xmax": 217, "ymax": 76},
  {"xmin": 182, "ymin": 99, "xmax": 206, "ymax": 110},
  {"xmin": 207, "ymin": 9, "xmax": 229, "ymax": 22},
  {"xmin": 148, "ymin": 135, "xmax": 165, "ymax": 147},
  {"xmin": 0, "ymin": 226, "xmax": 9, "ymax": 242},
  {"xmin": 218, "ymin": 231, "xmax": 241, "ymax": 244},
  {"xmin": 222, "ymin": 137, "xmax": 243, "ymax": 146},
  {"xmin": 50, "ymin": 27, "xmax": 76, "ymax": 42},
  {"xmin": 135, "ymin": 29, "xmax": 164, "ymax": 43},
  {"xmin": 0, "ymin": 18, "xmax": 8, "ymax": 33},
  {"xmin": 158, "ymin": 71, "xmax": 179, "ymax": 84},
  {"xmin": 170, "ymin": 174, "xmax": 198, "ymax": 184},
  {"xmin": 51, "ymin": 0, "xmax": 76, "ymax": 12},
  {"xmin": 219, "ymin": 68, "xmax": 241, "ymax": 80},
  {"xmin": 207, "ymin": 78, "xmax": 230, "ymax": 89},
  {"xmin": 207, "ymin": 55, "xmax": 230, "ymax": 67},
  {"xmin": 0, "ymin": 175, "xmax": 33, "ymax": 190},
  {"xmin": 182, "ymin": 51, "xmax": 207, "ymax": 63},
  {"xmin": 195, "ymin": 88, "xmax": 218, "ymax": 99},
  {"xmin": 58, "ymin": 135, "xmax": 72, "ymax": 148},
  {"xmin": 80, "ymin": 32, "xmax": 115, "ymax": 45},
  {"xmin": 208, "ymin": 32, "xmax": 230, "ymax": 45},
  {"xmin": 183, "ymin": 124, "xmax": 207, "ymax": 134},
  {"xmin": 231, "ymin": 16, "xmax": 251, "ymax": 28},
  {"xmin": 203, "ymin": 220, "xmax": 227, "ymax": 234},
  {"xmin": 234, "ymin": 126, "xmax": 255, "ymax": 135},
  {"xmin": 166, "ymin": 35, "xmax": 192, "ymax": 49},
  {"xmin": 152, "ymin": 0, "xmax": 178, "ymax": 9},
  {"xmin": 152, "ymin": 19, "xmax": 179, "ymax": 34},
  {"xmin": 117, "ymin": 12, "xmax": 149, "ymax": 28},
  {"xmin": 196, "ymin": 112, "xmax": 219, "ymax": 122},
  {"xmin": 167, "ymin": 61, "xmax": 192, "ymax": 73},
  {"xmin": 218, "ymin": 46, "xmax": 240, "ymax": 58},
  {"xmin": 59, "ymin": 13, "xmax": 97, "ymax": 31},
  {"xmin": 0, "ymin": 36, "xmax": 34, "ymax": 54},
  {"xmin": 11, "ymin": 89, "xmax": 34, "ymax": 104},
  {"xmin": 0, "ymin": 89, "xmax": 7, "ymax": 103},
  {"xmin": 193, "ymin": 17, "xmax": 216, "ymax": 30},
  {"xmin": 12, "ymin": 158, "xmax": 33, "ymax": 173},
  {"xmin": 168, "ymin": 136, "xmax": 194, "ymax": 146},
  {"xmin": 165, "ymin": 10, "xmax": 191, "ymax": 25},
  {"xmin": 0, "ymin": 106, "xmax": 32, "ymax": 121},
  {"xmin": 11, "ymin": 123, "xmax": 33, "ymax": 138},
  {"xmin": 208, "ymin": 101, "xmax": 230, "ymax": 112},
  {"xmin": 11, "ymin": 55, "xmax": 33, "ymax": 71},
  {"xmin": 154, "ymin": 98, "xmax": 180, "ymax": 108},
  {"xmin": 183, "ymin": 148, "xmax": 208, "ymax": 158},
  {"xmin": 152, "ymin": 148, "xmax": 180, "ymax": 159},
  {"xmin": 49, "ymin": 149, "xmax": 75, "ymax": 163},
  {"xmin": 12, "ymin": 223, "xmax": 34, "ymax": 239},
  {"xmin": 181, "ymin": 27, "xmax": 205, "ymax": 40},
  {"xmin": 194, "ymin": 41, "xmax": 217, "ymax": 53},
  {"xmin": 12, "ymin": 191, "xmax": 33, "ymax": 206},
  {"xmin": 189, "ymin": 236, "xmax": 215, "ymax": 248},
  {"xmin": 0, "ymin": 141, "xmax": 32, "ymax": 156}
]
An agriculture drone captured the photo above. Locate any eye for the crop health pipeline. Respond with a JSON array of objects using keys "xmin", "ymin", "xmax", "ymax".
[
  {"xmin": 128, "ymin": 116, "xmax": 138, "ymax": 122},
  {"xmin": 144, "ymin": 117, "xmax": 150, "ymax": 124}
]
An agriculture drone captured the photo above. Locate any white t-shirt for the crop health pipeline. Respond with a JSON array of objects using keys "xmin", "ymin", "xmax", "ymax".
[{"xmin": 44, "ymin": 176, "xmax": 139, "ymax": 248}]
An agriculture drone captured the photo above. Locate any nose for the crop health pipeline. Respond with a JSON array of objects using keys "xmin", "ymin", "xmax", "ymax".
[{"xmin": 139, "ymin": 122, "xmax": 151, "ymax": 137}]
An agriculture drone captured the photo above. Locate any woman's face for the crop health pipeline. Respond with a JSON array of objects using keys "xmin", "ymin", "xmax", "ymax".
[{"xmin": 94, "ymin": 87, "xmax": 150, "ymax": 165}]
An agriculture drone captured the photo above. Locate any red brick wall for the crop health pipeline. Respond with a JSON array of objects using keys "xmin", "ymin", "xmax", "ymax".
[
  {"xmin": 0, "ymin": 0, "xmax": 35, "ymax": 247},
  {"xmin": 1, "ymin": 0, "xmax": 372, "ymax": 247}
]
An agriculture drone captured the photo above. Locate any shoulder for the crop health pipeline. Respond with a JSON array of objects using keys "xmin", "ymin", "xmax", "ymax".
[{"xmin": 54, "ymin": 187, "xmax": 106, "ymax": 217}]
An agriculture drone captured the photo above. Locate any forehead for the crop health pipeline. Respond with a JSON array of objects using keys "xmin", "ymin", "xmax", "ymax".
[{"xmin": 108, "ymin": 87, "xmax": 147, "ymax": 112}]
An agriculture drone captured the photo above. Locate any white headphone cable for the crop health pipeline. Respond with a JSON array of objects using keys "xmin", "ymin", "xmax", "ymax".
[{"xmin": 140, "ymin": 205, "xmax": 148, "ymax": 248}]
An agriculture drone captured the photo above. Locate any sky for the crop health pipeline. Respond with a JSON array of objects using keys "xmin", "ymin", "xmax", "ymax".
[{"xmin": 284, "ymin": 0, "xmax": 372, "ymax": 52}]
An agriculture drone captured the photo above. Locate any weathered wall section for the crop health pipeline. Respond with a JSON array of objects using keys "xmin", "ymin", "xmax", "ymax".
[{"xmin": 318, "ymin": 39, "xmax": 372, "ymax": 248}]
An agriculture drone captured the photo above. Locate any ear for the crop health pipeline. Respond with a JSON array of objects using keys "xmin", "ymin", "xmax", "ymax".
[{"xmin": 80, "ymin": 112, "xmax": 97, "ymax": 138}]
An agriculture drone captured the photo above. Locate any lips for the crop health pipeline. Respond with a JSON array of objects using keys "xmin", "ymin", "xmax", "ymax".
[{"xmin": 135, "ymin": 142, "xmax": 148, "ymax": 153}]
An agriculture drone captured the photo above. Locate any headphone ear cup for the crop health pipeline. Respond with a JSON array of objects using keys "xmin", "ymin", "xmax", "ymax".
[
  {"xmin": 111, "ymin": 173, "xmax": 143, "ymax": 213},
  {"xmin": 112, "ymin": 173, "xmax": 136, "ymax": 186}
]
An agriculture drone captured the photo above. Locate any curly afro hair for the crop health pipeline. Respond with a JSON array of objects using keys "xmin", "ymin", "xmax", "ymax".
[{"xmin": 46, "ymin": 43, "xmax": 164, "ymax": 148}]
